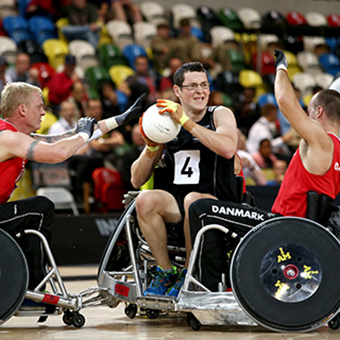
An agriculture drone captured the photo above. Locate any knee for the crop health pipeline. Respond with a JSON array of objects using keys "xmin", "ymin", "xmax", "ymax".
[
  {"xmin": 135, "ymin": 191, "xmax": 156, "ymax": 218},
  {"xmin": 184, "ymin": 192, "xmax": 205, "ymax": 215},
  {"xmin": 188, "ymin": 199, "xmax": 207, "ymax": 221}
]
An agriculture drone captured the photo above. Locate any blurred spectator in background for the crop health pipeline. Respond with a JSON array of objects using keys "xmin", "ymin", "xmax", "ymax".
[
  {"xmin": 5, "ymin": 53, "xmax": 40, "ymax": 86},
  {"xmin": 233, "ymin": 87, "xmax": 260, "ymax": 136},
  {"xmin": 48, "ymin": 99, "xmax": 77, "ymax": 134},
  {"xmin": 69, "ymin": 98, "xmax": 124, "ymax": 201},
  {"xmin": 47, "ymin": 55, "xmax": 79, "ymax": 113},
  {"xmin": 111, "ymin": 0, "xmax": 143, "ymax": 24},
  {"xmin": 266, "ymin": 159, "xmax": 288, "ymax": 186},
  {"xmin": 61, "ymin": 0, "xmax": 102, "ymax": 48},
  {"xmin": 151, "ymin": 22, "xmax": 178, "ymax": 72},
  {"xmin": 25, "ymin": 0, "xmax": 71, "ymax": 21},
  {"xmin": 119, "ymin": 55, "xmax": 157, "ymax": 110},
  {"xmin": 210, "ymin": 39, "xmax": 240, "ymax": 71},
  {"xmin": 117, "ymin": 123, "xmax": 145, "ymax": 190},
  {"xmin": 246, "ymin": 103, "xmax": 292, "ymax": 159},
  {"xmin": 236, "ymin": 129, "xmax": 267, "ymax": 185},
  {"xmin": 175, "ymin": 18, "xmax": 203, "ymax": 64},
  {"xmin": 69, "ymin": 80, "xmax": 88, "ymax": 117},
  {"xmin": 252, "ymin": 138, "xmax": 278, "ymax": 169},
  {"xmin": 0, "ymin": 56, "xmax": 9, "ymax": 97},
  {"xmin": 98, "ymin": 79, "xmax": 121, "ymax": 119},
  {"xmin": 158, "ymin": 57, "xmax": 182, "ymax": 93},
  {"xmin": 87, "ymin": 0, "xmax": 112, "ymax": 23}
]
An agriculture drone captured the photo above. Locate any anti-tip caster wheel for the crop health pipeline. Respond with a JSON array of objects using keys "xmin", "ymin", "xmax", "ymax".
[
  {"xmin": 62, "ymin": 310, "xmax": 73, "ymax": 326},
  {"xmin": 72, "ymin": 312, "xmax": 85, "ymax": 328},
  {"xmin": 125, "ymin": 304, "xmax": 137, "ymax": 319},
  {"xmin": 187, "ymin": 313, "xmax": 201, "ymax": 331},
  {"xmin": 329, "ymin": 314, "xmax": 340, "ymax": 330},
  {"xmin": 146, "ymin": 309, "xmax": 159, "ymax": 319}
]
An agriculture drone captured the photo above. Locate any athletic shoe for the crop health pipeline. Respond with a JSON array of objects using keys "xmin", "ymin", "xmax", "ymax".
[
  {"xmin": 143, "ymin": 266, "xmax": 177, "ymax": 296},
  {"xmin": 167, "ymin": 268, "xmax": 187, "ymax": 298}
]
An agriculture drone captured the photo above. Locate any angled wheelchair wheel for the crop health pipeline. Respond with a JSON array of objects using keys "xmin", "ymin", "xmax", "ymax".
[
  {"xmin": 230, "ymin": 217, "xmax": 340, "ymax": 332},
  {"xmin": 0, "ymin": 229, "xmax": 28, "ymax": 325}
]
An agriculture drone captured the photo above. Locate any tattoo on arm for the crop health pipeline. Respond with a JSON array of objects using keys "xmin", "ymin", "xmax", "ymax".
[
  {"xmin": 26, "ymin": 140, "xmax": 39, "ymax": 160},
  {"xmin": 30, "ymin": 130, "xmax": 76, "ymax": 143}
]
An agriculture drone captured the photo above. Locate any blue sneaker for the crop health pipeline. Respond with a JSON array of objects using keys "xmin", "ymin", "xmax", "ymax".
[
  {"xmin": 167, "ymin": 268, "xmax": 187, "ymax": 298},
  {"xmin": 144, "ymin": 266, "xmax": 177, "ymax": 296}
]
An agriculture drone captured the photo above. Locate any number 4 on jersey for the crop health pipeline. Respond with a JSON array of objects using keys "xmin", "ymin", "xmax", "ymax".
[
  {"xmin": 181, "ymin": 157, "xmax": 193, "ymax": 177},
  {"xmin": 174, "ymin": 150, "xmax": 200, "ymax": 184}
]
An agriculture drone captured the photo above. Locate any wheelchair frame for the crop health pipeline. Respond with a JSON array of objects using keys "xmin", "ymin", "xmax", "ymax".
[{"xmin": 2, "ymin": 199, "xmax": 340, "ymax": 332}]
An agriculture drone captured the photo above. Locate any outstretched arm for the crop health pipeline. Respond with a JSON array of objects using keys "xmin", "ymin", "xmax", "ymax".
[
  {"xmin": 31, "ymin": 129, "xmax": 76, "ymax": 143},
  {"xmin": 0, "ymin": 118, "xmax": 96, "ymax": 164},
  {"xmin": 274, "ymin": 49, "xmax": 326, "ymax": 146}
]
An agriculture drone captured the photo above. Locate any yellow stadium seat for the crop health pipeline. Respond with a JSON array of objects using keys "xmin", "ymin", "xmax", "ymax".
[
  {"xmin": 287, "ymin": 65, "xmax": 302, "ymax": 81},
  {"xmin": 42, "ymin": 39, "xmax": 69, "ymax": 70},
  {"xmin": 35, "ymin": 110, "xmax": 58, "ymax": 135},
  {"xmin": 55, "ymin": 17, "xmax": 69, "ymax": 43},
  {"xmin": 239, "ymin": 69, "xmax": 263, "ymax": 88},
  {"xmin": 283, "ymin": 50, "xmax": 298, "ymax": 65},
  {"xmin": 109, "ymin": 65, "xmax": 135, "ymax": 87}
]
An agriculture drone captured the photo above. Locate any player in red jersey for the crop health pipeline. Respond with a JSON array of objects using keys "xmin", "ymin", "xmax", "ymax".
[
  {"xmin": 0, "ymin": 82, "xmax": 143, "ymax": 290},
  {"xmin": 188, "ymin": 50, "xmax": 340, "ymax": 291}
]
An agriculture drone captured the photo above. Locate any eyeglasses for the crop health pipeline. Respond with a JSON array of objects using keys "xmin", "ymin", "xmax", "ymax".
[{"xmin": 179, "ymin": 82, "xmax": 210, "ymax": 91}]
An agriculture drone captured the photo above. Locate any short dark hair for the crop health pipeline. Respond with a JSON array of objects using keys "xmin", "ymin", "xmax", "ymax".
[
  {"xmin": 173, "ymin": 61, "xmax": 208, "ymax": 86},
  {"xmin": 313, "ymin": 89, "xmax": 340, "ymax": 123}
]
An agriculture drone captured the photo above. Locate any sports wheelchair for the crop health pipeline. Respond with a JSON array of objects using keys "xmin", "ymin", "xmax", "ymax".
[{"xmin": 1, "ymin": 191, "xmax": 340, "ymax": 332}]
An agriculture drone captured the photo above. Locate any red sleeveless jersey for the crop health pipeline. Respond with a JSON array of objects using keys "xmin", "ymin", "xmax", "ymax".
[
  {"xmin": 0, "ymin": 119, "xmax": 27, "ymax": 204},
  {"xmin": 272, "ymin": 133, "xmax": 340, "ymax": 217}
]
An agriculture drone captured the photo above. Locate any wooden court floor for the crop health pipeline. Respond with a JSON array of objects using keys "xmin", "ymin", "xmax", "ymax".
[{"xmin": 1, "ymin": 266, "xmax": 340, "ymax": 340}]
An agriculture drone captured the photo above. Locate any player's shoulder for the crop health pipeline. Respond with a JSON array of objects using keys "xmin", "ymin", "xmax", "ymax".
[{"xmin": 210, "ymin": 105, "xmax": 234, "ymax": 117}]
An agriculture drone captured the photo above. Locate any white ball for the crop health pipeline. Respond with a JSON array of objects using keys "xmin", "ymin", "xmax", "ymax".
[{"xmin": 142, "ymin": 104, "xmax": 181, "ymax": 144}]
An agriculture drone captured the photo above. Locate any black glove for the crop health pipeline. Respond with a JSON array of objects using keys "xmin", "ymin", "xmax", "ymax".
[
  {"xmin": 274, "ymin": 49, "xmax": 288, "ymax": 71},
  {"xmin": 76, "ymin": 117, "xmax": 97, "ymax": 138},
  {"xmin": 115, "ymin": 93, "xmax": 146, "ymax": 126}
]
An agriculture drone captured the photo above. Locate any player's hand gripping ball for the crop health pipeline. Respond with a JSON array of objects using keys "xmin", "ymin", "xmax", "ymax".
[{"xmin": 141, "ymin": 103, "xmax": 181, "ymax": 144}]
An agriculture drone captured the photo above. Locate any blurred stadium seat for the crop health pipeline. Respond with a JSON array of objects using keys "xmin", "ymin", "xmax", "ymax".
[
  {"xmin": 122, "ymin": 43, "xmax": 147, "ymax": 69},
  {"xmin": 217, "ymin": 7, "xmax": 243, "ymax": 31},
  {"xmin": 92, "ymin": 167, "xmax": 126, "ymax": 212},
  {"xmin": 68, "ymin": 39, "xmax": 99, "ymax": 71},
  {"xmin": 106, "ymin": 20, "xmax": 133, "ymax": 50},
  {"xmin": 98, "ymin": 43, "xmax": 128, "ymax": 69},
  {"xmin": 28, "ymin": 15, "xmax": 57, "ymax": 46},
  {"xmin": 42, "ymin": 38, "xmax": 69, "ymax": 70},
  {"xmin": 237, "ymin": 7, "xmax": 261, "ymax": 29},
  {"xmin": 0, "ymin": 36, "xmax": 17, "ymax": 64},
  {"xmin": 109, "ymin": 64, "xmax": 135, "ymax": 87}
]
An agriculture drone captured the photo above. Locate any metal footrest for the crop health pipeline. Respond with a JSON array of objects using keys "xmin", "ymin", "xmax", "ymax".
[{"xmin": 136, "ymin": 295, "xmax": 175, "ymax": 311}]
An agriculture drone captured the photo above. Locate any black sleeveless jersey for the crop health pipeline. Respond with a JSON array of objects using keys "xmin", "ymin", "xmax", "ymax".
[{"xmin": 155, "ymin": 106, "xmax": 239, "ymax": 203}]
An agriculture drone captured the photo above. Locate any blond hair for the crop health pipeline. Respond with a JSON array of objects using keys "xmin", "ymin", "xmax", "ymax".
[{"xmin": 0, "ymin": 82, "xmax": 42, "ymax": 118}]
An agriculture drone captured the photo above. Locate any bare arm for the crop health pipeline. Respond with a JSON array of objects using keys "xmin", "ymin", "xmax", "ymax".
[
  {"xmin": 157, "ymin": 100, "xmax": 238, "ymax": 159},
  {"xmin": 0, "ymin": 130, "xmax": 86, "ymax": 164},
  {"xmin": 130, "ymin": 145, "xmax": 165, "ymax": 189},
  {"xmin": 189, "ymin": 107, "xmax": 237, "ymax": 159},
  {"xmin": 274, "ymin": 49, "xmax": 333, "ymax": 174},
  {"xmin": 31, "ymin": 129, "xmax": 76, "ymax": 143},
  {"xmin": 274, "ymin": 50, "xmax": 329, "ymax": 150}
]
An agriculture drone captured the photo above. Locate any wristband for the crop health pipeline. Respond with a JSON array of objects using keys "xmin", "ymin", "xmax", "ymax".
[
  {"xmin": 105, "ymin": 117, "xmax": 118, "ymax": 131},
  {"xmin": 88, "ymin": 128, "xmax": 104, "ymax": 142},
  {"xmin": 78, "ymin": 132, "xmax": 89, "ymax": 143},
  {"xmin": 147, "ymin": 145, "xmax": 159, "ymax": 152},
  {"xmin": 276, "ymin": 64, "xmax": 288, "ymax": 73},
  {"xmin": 179, "ymin": 112, "xmax": 190, "ymax": 126}
]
